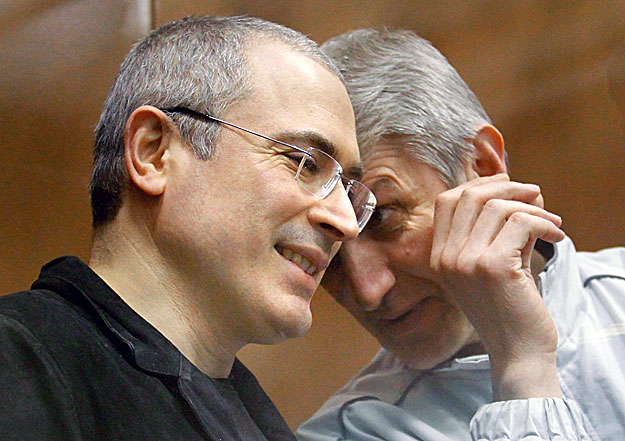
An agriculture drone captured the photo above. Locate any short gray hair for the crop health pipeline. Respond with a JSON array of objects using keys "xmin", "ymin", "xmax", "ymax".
[
  {"xmin": 90, "ymin": 15, "xmax": 341, "ymax": 227},
  {"xmin": 321, "ymin": 28, "xmax": 494, "ymax": 188}
]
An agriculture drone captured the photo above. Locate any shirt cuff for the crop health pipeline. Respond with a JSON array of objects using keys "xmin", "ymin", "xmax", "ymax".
[{"xmin": 470, "ymin": 398, "xmax": 592, "ymax": 440}]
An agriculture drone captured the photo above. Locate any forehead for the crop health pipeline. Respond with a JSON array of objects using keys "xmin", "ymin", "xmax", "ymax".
[
  {"xmin": 222, "ymin": 40, "xmax": 360, "ymax": 170},
  {"xmin": 361, "ymin": 143, "xmax": 448, "ymax": 196}
]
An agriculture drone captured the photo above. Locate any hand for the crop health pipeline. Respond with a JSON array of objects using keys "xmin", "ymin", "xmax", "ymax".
[{"xmin": 430, "ymin": 174, "xmax": 565, "ymax": 400}]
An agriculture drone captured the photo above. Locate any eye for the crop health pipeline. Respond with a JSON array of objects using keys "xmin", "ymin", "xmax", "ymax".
[
  {"xmin": 297, "ymin": 153, "xmax": 320, "ymax": 176},
  {"xmin": 283, "ymin": 151, "xmax": 306, "ymax": 164},
  {"xmin": 363, "ymin": 205, "xmax": 403, "ymax": 239},
  {"xmin": 282, "ymin": 150, "xmax": 320, "ymax": 177},
  {"xmin": 367, "ymin": 206, "xmax": 394, "ymax": 229}
]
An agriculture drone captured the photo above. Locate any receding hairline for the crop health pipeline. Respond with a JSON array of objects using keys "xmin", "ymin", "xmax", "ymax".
[{"xmin": 240, "ymin": 33, "xmax": 343, "ymax": 80}]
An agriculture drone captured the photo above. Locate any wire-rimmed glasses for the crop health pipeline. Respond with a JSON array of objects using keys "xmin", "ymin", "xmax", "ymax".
[{"xmin": 159, "ymin": 106, "xmax": 376, "ymax": 232}]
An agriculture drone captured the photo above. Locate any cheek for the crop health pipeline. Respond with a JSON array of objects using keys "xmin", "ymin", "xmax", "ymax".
[{"xmin": 389, "ymin": 223, "xmax": 435, "ymax": 275}]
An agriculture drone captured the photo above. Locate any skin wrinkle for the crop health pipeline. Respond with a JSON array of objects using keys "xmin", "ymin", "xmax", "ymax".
[
  {"xmin": 91, "ymin": 36, "xmax": 362, "ymax": 378},
  {"xmin": 316, "ymin": 29, "xmax": 567, "ymax": 406},
  {"xmin": 108, "ymin": 193, "xmax": 241, "ymax": 366},
  {"xmin": 93, "ymin": 222, "xmax": 238, "ymax": 371},
  {"xmin": 325, "ymin": 146, "xmax": 486, "ymax": 369}
]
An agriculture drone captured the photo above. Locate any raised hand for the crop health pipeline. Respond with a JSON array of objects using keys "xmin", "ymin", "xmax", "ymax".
[{"xmin": 430, "ymin": 174, "xmax": 565, "ymax": 400}]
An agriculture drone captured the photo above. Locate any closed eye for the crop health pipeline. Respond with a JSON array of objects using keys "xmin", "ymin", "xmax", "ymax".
[
  {"xmin": 363, "ymin": 205, "xmax": 404, "ymax": 239},
  {"xmin": 283, "ymin": 151, "xmax": 307, "ymax": 164},
  {"xmin": 367, "ymin": 206, "xmax": 393, "ymax": 228},
  {"xmin": 284, "ymin": 150, "xmax": 320, "ymax": 176}
]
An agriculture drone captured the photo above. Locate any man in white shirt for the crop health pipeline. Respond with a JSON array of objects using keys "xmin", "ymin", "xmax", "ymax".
[{"xmin": 297, "ymin": 28, "xmax": 625, "ymax": 441}]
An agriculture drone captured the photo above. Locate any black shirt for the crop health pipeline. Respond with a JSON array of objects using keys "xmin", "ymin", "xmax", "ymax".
[{"xmin": 0, "ymin": 256, "xmax": 295, "ymax": 441}]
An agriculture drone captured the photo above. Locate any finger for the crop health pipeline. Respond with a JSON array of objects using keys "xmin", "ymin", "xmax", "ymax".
[
  {"xmin": 463, "ymin": 200, "xmax": 562, "ymax": 254},
  {"xmin": 431, "ymin": 174, "xmax": 510, "ymax": 264},
  {"xmin": 490, "ymin": 212, "xmax": 565, "ymax": 269},
  {"xmin": 442, "ymin": 181, "xmax": 544, "ymax": 256}
]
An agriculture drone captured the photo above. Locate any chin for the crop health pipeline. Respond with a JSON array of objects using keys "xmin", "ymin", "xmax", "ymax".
[
  {"xmin": 264, "ymin": 307, "xmax": 313, "ymax": 343},
  {"xmin": 280, "ymin": 312, "xmax": 313, "ymax": 339}
]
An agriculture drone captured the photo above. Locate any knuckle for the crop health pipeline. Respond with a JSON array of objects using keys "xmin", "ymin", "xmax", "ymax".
[
  {"xmin": 474, "ymin": 253, "xmax": 492, "ymax": 272},
  {"xmin": 438, "ymin": 250, "xmax": 457, "ymax": 272},
  {"xmin": 459, "ymin": 185, "xmax": 492, "ymax": 206},
  {"xmin": 474, "ymin": 254, "xmax": 499, "ymax": 279},
  {"xmin": 435, "ymin": 192, "xmax": 455, "ymax": 209},
  {"xmin": 455, "ymin": 254, "xmax": 475, "ymax": 275},
  {"xmin": 483, "ymin": 198, "xmax": 503, "ymax": 212},
  {"xmin": 460, "ymin": 187, "xmax": 479, "ymax": 202},
  {"xmin": 508, "ymin": 211, "xmax": 530, "ymax": 224}
]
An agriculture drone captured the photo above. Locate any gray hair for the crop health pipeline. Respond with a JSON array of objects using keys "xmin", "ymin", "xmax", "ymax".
[
  {"xmin": 90, "ymin": 15, "xmax": 341, "ymax": 227},
  {"xmin": 321, "ymin": 28, "xmax": 494, "ymax": 188}
]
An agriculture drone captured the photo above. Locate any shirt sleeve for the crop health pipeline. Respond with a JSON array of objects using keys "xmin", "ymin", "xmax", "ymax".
[
  {"xmin": 0, "ymin": 313, "xmax": 82, "ymax": 441},
  {"xmin": 470, "ymin": 398, "xmax": 594, "ymax": 441}
]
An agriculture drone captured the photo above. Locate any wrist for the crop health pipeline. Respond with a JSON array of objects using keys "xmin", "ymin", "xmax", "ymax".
[{"xmin": 490, "ymin": 351, "xmax": 562, "ymax": 401}]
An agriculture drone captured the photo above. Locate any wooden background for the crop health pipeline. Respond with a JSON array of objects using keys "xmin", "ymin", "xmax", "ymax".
[{"xmin": 2, "ymin": 0, "xmax": 624, "ymax": 428}]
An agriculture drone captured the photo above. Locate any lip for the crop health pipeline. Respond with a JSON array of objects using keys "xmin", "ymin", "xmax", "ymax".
[
  {"xmin": 274, "ymin": 242, "xmax": 330, "ymax": 277},
  {"xmin": 371, "ymin": 297, "xmax": 441, "ymax": 336},
  {"xmin": 373, "ymin": 297, "xmax": 430, "ymax": 322},
  {"xmin": 375, "ymin": 307, "xmax": 425, "ymax": 337}
]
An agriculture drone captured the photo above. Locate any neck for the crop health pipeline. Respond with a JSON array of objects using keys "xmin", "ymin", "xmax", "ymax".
[{"xmin": 89, "ymin": 221, "xmax": 239, "ymax": 378}]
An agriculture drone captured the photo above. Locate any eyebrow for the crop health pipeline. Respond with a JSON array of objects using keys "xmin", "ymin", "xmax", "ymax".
[
  {"xmin": 275, "ymin": 130, "xmax": 338, "ymax": 157},
  {"xmin": 274, "ymin": 130, "xmax": 364, "ymax": 179}
]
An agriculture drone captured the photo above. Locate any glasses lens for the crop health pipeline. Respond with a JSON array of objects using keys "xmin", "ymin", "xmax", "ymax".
[
  {"xmin": 345, "ymin": 180, "xmax": 376, "ymax": 232},
  {"xmin": 295, "ymin": 148, "xmax": 341, "ymax": 198},
  {"xmin": 295, "ymin": 147, "xmax": 376, "ymax": 233}
]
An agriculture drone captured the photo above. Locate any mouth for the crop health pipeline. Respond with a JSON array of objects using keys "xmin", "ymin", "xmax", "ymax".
[
  {"xmin": 372, "ymin": 296, "xmax": 444, "ymax": 337},
  {"xmin": 382, "ymin": 309, "xmax": 413, "ymax": 323},
  {"xmin": 275, "ymin": 245, "xmax": 319, "ymax": 276}
]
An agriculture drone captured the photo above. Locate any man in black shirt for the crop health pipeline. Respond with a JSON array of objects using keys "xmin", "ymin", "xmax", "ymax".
[{"xmin": 0, "ymin": 15, "xmax": 374, "ymax": 440}]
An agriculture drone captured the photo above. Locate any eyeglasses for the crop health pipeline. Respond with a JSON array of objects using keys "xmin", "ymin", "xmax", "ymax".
[{"xmin": 159, "ymin": 106, "xmax": 376, "ymax": 233}]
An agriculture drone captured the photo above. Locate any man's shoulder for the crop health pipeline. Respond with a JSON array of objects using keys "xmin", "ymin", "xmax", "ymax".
[
  {"xmin": 0, "ymin": 287, "xmax": 99, "ymax": 357},
  {"xmin": 576, "ymin": 245, "xmax": 625, "ymax": 283},
  {"xmin": 551, "ymin": 237, "xmax": 625, "ymax": 285},
  {"xmin": 0, "ymin": 288, "xmax": 84, "ymax": 326},
  {"xmin": 313, "ymin": 349, "xmax": 417, "ymax": 411}
]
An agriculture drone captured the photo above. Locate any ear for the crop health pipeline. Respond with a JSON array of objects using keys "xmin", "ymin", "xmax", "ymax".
[
  {"xmin": 470, "ymin": 123, "xmax": 507, "ymax": 177},
  {"xmin": 124, "ymin": 106, "xmax": 175, "ymax": 196}
]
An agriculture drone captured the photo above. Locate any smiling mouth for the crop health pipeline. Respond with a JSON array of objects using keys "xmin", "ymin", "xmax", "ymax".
[{"xmin": 275, "ymin": 245, "xmax": 318, "ymax": 276}]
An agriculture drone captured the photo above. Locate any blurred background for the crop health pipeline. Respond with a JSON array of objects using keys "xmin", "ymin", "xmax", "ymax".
[{"xmin": 1, "ymin": 0, "xmax": 624, "ymax": 429}]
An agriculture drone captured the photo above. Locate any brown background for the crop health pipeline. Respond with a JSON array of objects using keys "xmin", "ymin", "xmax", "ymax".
[{"xmin": 2, "ymin": 0, "xmax": 624, "ymax": 429}]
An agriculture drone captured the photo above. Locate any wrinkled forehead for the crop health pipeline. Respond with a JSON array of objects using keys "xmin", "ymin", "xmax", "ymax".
[{"xmin": 359, "ymin": 141, "xmax": 448, "ymax": 194}]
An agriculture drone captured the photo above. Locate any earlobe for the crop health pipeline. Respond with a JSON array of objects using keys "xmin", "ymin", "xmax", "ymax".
[
  {"xmin": 124, "ymin": 106, "xmax": 173, "ymax": 196},
  {"xmin": 471, "ymin": 124, "xmax": 507, "ymax": 177}
]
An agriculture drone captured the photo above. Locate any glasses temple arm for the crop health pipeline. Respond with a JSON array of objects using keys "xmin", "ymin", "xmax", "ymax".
[{"xmin": 161, "ymin": 106, "xmax": 312, "ymax": 157}]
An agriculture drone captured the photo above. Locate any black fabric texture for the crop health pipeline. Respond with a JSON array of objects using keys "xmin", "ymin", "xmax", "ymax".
[{"xmin": 0, "ymin": 256, "xmax": 295, "ymax": 441}]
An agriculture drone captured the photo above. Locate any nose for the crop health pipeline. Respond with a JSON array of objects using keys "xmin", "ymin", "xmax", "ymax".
[
  {"xmin": 339, "ymin": 238, "xmax": 396, "ymax": 312},
  {"xmin": 307, "ymin": 182, "xmax": 360, "ymax": 242}
]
